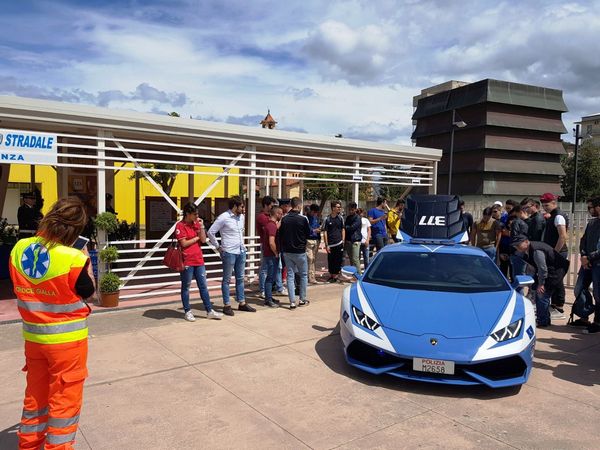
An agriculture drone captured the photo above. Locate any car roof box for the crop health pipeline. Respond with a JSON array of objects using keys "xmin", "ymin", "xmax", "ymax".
[{"xmin": 399, "ymin": 195, "xmax": 467, "ymax": 243}]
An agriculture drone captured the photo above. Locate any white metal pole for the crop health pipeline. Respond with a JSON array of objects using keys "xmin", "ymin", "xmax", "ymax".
[
  {"xmin": 353, "ymin": 157, "xmax": 360, "ymax": 203},
  {"xmin": 97, "ymin": 131, "xmax": 107, "ymax": 213},
  {"xmin": 248, "ymin": 146, "xmax": 257, "ymax": 279},
  {"xmin": 277, "ymin": 170, "xmax": 283, "ymax": 199}
]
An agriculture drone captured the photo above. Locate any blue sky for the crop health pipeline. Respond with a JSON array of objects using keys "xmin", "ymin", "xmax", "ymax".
[{"xmin": 1, "ymin": 0, "xmax": 598, "ymax": 143}]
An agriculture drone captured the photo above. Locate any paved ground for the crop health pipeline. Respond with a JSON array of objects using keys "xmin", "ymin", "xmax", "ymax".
[{"xmin": 0, "ymin": 283, "xmax": 599, "ymax": 449}]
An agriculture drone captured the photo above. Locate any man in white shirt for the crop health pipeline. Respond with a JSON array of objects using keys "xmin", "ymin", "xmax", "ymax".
[{"xmin": 208, "ymin": 196, "xmax": 256, "ymax": 316}]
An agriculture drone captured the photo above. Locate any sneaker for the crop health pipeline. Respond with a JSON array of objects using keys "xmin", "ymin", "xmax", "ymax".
[
  {"xmin": 272, "ymin": 298, "xmax": 281, "ymax": 304},
  {"xmin": 327, "ymin": 277, "xmax": 337, "ymax": 283},
  {"xmin": 223, "ymin": 305, "xmax": 235, "ymax": 316},
  {"xmin": 569, "ymin": 318, "xmax": 591, "ymax": 327},
  {"xmin": 238, "ymin": 303, "xmax": 257, "ymax": 312},
  {"xmin": 275, "ymin": 289, "xmax": 288, "ymax": 297},
  {"xmin": 309, "ymin": 279, "xmax": 318, "ymax": 285},
  {"xmin": 258, "ymin": 292, "xmax": 266, "ymax": 299},
  {"xmin": 536, "ymin": 322, "xmax": 551, "ymax": 328},
  {"xmin": 289, "ymin": 303, "xmax": 297, "ymax": 310},
  {"xmin": 207, "ymin": 310, "xmax": 223, "ymax": 320},
  {"xmin": 298, "ymin": 299, "xmax": 310, "ymax": 307},
  {"xmin": 263, "ymin": 300, "xmax": 279, "ymax": 308},
  {"xmin": 583, "ymin": 323, "xmax": 600, "ymax": 334},
  {"xmin": 550, "ymin": 307, "xmax": 566, "ymax": 320},
  {"xmin": 184, "ymin": 311, "xmax": 196, "ymax": 322},
  {"xmin": 552, "ymin": 306, "xmax": 565, "ymax": 313}
]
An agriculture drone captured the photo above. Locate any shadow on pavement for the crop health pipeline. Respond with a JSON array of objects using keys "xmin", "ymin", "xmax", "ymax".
[
  {"xmin": 313, "ymin": 322, "xmax": 522, "ymax": 400},
  {"xmin": 142, "ymin": 308, "xmax": 183, "ymax": 320},
  {"xmin": 0, "ymin": 423, "xmax": 19, "ymax": 448}
]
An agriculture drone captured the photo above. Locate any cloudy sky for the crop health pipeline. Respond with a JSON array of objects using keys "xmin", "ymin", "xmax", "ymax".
[{"xmin": 1, "ymin": 0, "xmax": 598, "ymax": 144}]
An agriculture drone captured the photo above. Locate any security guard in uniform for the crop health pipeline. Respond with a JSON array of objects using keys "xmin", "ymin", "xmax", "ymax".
[{"xmin": 9, "ymin": 197, "xmax": 95, "ymax": 450}]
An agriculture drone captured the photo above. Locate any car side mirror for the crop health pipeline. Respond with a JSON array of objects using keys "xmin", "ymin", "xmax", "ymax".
[
  {"xmin": 341, "ymin": 265, "xmax": 360, "ymax": 279},
  {"xmin": 513, "ymin": 275, "xmax": 534, "ymax": 288}
]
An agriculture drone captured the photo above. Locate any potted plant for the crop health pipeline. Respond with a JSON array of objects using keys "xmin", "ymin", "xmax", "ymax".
[
  {"xmin": 94, "ymin": 212, "xmax": 119, "ymax": 235},
  {"xmin": 0, "ymin": 218, "xmax": 18, "ymax": 280},
  {"xmin": 98, "ymin": 246, "xmax": 121, "ymax": 307}
]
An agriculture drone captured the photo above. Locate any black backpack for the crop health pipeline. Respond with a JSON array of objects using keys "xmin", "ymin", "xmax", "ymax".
[{"xmin": 569, "ymin": 277, "xmax": 595, "ymax": 323}]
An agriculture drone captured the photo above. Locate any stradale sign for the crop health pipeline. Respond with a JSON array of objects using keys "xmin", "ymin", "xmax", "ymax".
[{"xmin": 0, "ymin": 129, "xmax": 58, "ymax": 165}]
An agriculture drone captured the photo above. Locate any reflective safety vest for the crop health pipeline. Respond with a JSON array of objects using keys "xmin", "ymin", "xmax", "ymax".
[{"xmin": 9, "ymin": 237, "xmax": 90, "ymax": 344}]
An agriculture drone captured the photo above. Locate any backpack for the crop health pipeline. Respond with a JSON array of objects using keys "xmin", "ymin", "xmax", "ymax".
[{"xmin": 569, "ymin": 274, "xmax": 595, "ymax": 323}]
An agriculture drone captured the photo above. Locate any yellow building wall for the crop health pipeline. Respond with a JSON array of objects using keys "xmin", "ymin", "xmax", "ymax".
[
  {"xmin": 114, "ymin": 165, "xmax": 239, "ymax": 225},
  {"xmin": 8, "ymin": 163, "xmax": 239, "ymax": 225},
  {"xmin": 7, "ymin": 164, "xmax": 58, "ymax": 215}
]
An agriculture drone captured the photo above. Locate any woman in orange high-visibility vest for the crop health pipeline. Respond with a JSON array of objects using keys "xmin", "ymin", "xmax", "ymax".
[{"xmin": 9, "ymin": 197, "xmax": 95, "ymax": 450}]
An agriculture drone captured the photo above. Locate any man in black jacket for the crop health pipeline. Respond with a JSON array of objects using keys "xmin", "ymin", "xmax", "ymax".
[
  {"xmin": 17, "ymin": 192, "xmax": 42, "ymax": 239},
  {"xmin": 344, "ymin": 202, "xmax": 362, "ymax": 274},
  {"xmin": 513, "ymin": 235, "xmax": 570, "ymax": 327},
  {"xmin": 509, "ymin": 205, "xmax": 529, "ymax": 279},
  {"xmin": 279, "ymin": 197, "xmax": 311, "ymax": 309},
  {"xmin": 575, "ymin": 196, "xmax": 600, "ymax": 333},
  {"xmin": 521, "ymin": 198, "xmax": 545, "ymax": 241},
  {"xmin": 540, "ymin": 193, "xmax": 569, "ymax": 318}
]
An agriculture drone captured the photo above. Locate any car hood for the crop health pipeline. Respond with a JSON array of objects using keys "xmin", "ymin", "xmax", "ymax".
[{"xmin": 359, "ymin": 282, "xmax": 512, "ymax": 339}]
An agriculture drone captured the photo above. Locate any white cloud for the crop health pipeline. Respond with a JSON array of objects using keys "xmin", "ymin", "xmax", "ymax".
[{"xmin": 0, "ymin": 0, "xmax": 598, "ymax": 144}]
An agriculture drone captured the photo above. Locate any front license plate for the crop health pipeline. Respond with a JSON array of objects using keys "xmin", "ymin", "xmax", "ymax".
[{"xmin": 413, "ymin": 358, "xmax": 455, "ymax": 375}]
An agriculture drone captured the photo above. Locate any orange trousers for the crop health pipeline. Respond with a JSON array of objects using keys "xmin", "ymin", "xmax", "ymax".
[{"xmin": 18, "ymin": 339, "xmax": 88, "ymax": 450}]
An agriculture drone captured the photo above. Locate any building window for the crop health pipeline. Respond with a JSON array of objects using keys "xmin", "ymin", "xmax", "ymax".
[{"xmin": 587, "ymin": 124, "xmax": 593, "ymax": 135}]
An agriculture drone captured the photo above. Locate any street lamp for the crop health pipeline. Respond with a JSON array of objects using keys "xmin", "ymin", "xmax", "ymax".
[{"xmin": 447, "ymin": 109, "xmax": 467, "ymax": 195}]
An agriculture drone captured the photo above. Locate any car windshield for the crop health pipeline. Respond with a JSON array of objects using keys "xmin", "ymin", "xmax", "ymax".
[{"xmin": 362, "ymin": 251, "xmax": 510, "ymax": 293}]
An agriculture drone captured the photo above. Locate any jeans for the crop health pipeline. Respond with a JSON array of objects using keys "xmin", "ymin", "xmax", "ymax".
[
  {"xmin": 481, "ymin": 246, "xmax": 497, "ymax": 261},
  {"xmin": 327, "ymin": 244, "xmax": 344, "ymax": 275},
  {"xmin": 370, "ymin": 235, "xmax": 386, "ymax": 258},
  {"xmin": 221, "ymin": 251, "xmax": 246, "ymax": 305},
  {"xmin": 259, "ymin": 251, "xmax": 267, "ymax": 293},
  {"xmin": 344, "ymin": 241, "xmax": 361, "ymax": 274},
  {"xmin": 259, "ymin": 253, "xmax": 284, "ymax": 293},
  {"xmin": 283, "ymin": 252, "xmax": 307, "ymax": 303},
  {"xmin": 263, "ymin": 256, "xmax": 278, "ymax": 302},
  {"xmin": 360, "ymin": 243, "xmax": 369, "ymax": 269},
  {"xmin": 535, "ymin": 287, "xmax": 554, "ymax": 326},
  {"xmin": 575, "ymin": 265, "xmax": 600, "ymax": 321},
  {"xmin": 180, "ymin": 265, "xmax": 212, "ymax": 313},
  {"xmin": 306, "ymin": 239, "xmax": 320, "ymax": 282}
]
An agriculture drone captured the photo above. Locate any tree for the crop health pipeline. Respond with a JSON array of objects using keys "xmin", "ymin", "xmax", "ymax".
[
  {"xmin": 128, "ymin": 111, "xmax": 186, "ymax": 195},
  {"xmin": 561, "ymin": 140, "xmax": 600, "ymax": 202}
]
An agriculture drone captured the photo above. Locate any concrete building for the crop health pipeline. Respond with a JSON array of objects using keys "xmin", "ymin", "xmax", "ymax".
[
  {"xmin": 412, "ymin": 79, "xmax": 568, "ymax": 202},
  {"xmin": 580, "ymin": 112, "xmax": 600, "ymax": 146}
]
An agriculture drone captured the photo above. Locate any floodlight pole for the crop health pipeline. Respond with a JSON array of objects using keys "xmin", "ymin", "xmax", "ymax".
[
  {"xmin": 572, "ymin": 124, "xmax": 580, "ymax": 213},
  {"xmin": 447, "ymin": 109, "xmax": 456, "ymax": 195}
]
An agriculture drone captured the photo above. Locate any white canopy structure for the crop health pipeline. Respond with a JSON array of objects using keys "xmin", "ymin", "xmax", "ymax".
[{"xmin": 0, "ymin": 95, "xmax": 441, "ymax": 301}]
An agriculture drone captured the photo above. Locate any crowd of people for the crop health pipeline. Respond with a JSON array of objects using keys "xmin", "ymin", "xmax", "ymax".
[
  {"xmin": 469, "ymin": 193, "xmax": 600, "ymax": 333},
  {"xmin": 174, "ymin": 195, "xmax": 407, "ymax": 320},
  {"xmin": 175, "ymin": 192, "xmax": 600, "ymax": 334}
]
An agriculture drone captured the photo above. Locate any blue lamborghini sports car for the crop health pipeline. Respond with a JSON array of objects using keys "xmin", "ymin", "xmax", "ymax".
[{"xmin": 340, "ymin": 195, "xmax": 535, "ymax": 388}]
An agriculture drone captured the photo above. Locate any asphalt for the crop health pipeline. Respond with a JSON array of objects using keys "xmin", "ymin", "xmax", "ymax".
[{"xmin": 0, "ymin": 283, "xmax": 599, "ymax": 449}]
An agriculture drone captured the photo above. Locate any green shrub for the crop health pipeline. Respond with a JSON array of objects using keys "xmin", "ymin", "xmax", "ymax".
[
  {"xmin": 99, "ymin": 246, "xmax": 119, "ymax": 264},
  {"xmin": 99, "ymin": 272, "xmax": 121, "ymax": 293},
  {"xmin": 94, "ymin": 212, "xmax": 119, "ymax": 233}
]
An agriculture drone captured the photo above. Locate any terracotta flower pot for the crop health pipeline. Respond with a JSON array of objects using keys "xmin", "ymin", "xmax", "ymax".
[{"xmin": 99, "ymin": 291, "xmax": 119, "ymax": 308}]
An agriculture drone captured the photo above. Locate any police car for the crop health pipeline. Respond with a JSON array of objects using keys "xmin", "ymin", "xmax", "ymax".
[{"xmin": 340, "ymin": 195, "xmax": 535, "ymax": 388}]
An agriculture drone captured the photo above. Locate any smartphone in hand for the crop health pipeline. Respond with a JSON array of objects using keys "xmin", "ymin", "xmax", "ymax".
[{"xmin": 73, "ymin": 236, "xmax": 90, "ymax": 250}]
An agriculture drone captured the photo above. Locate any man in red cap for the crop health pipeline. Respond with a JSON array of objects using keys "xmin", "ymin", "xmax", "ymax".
[{"xmin": 540, "ymin": 193, "xmax": 569, "ymax": 320}]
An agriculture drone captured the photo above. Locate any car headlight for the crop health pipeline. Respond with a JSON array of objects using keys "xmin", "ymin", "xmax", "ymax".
[
  {"xmin": 352, "ymin": 305, "xmax": 380, "ymax": 331},
  {"xmin": 491, "ymin": 319, "xmax": 523, "ymax": 342}
]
